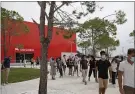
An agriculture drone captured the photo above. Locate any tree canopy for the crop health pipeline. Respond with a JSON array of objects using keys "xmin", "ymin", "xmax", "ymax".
[
  {"xmin": 129, "ymin": 30, "xmax": 134, "ymax": 37},
  {"xmin": 1, "ymin": 7, "xmax": 29, "ymax": 57},
  {"xmin": 76, "ymin": 10, "xmax": 127, "ymax": 56}
]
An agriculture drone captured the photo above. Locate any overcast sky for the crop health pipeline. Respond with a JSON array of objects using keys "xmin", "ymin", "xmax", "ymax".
[{"xmin": 1, "ymin": 2, "xmax": 134, "ymax": 56}]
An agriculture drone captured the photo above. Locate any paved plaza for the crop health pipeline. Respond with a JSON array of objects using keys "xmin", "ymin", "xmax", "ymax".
[{"xmin": 1, "ymin": 67, "xmax": 120, "ymax": 94}]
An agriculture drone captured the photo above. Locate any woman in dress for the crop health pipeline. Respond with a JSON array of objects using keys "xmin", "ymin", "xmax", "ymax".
[{"xmin": 50, "ymin": 58, "xmax": 57, "ymax": 80}]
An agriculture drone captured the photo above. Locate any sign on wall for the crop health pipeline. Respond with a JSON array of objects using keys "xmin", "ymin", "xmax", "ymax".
[{"xmin": 15, "ymin": 48, "xmax": 34, "ymax": 51}]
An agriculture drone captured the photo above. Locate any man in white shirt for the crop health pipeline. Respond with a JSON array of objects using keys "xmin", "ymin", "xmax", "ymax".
[{"xmin": 118, "ymin": 48, "xmax": 135, "ymax": 94}]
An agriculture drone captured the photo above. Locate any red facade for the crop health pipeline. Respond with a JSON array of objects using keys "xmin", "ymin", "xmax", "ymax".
[{"xmin": 1, "ymin": 21, "xmax": 76, "ymax": 63}]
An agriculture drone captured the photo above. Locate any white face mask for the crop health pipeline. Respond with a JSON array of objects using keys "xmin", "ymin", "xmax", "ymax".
[
  {"xmin": 116, "ymin": 58, "xmax": 121, "ymax": 61},
  {"xmin": 130, "ymin": 57, "xmax": 135, "ymax": 63},
  {"xmin": 101, "ymin": 55, "xmax": 106, "ymax": 60}
]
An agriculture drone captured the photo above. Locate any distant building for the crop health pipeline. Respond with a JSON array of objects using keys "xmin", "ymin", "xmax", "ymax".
[{"xmin": 1, "ymin": 21, "xmax": 76, "ymax": 63}]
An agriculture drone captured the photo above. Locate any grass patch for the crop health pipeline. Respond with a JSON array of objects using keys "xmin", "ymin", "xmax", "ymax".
[{"xmin": 1, "ymin": 68, "xmax": 40, "ymax": 83}]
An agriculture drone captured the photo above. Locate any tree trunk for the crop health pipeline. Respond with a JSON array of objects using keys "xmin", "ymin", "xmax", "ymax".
[
  {"xmin": 38, "ymin": 1, "xmax": 48, "ymax": 94},
  {"xmin": 91, "ymin": 29, "xmax": 96, "ymax": 57},
  {"xmin": 47, "ymin": 2, "xmax": 55, "ymax": 41},
  {"xmin": 92, "ymin": 45, "xmax": 96, "ymax": 57},
  {"xmin": 39, "ymin": 43, "xmax": 48, "ymax": 94}
]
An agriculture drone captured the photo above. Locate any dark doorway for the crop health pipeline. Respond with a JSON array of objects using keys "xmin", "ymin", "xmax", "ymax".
[{"xmin": 16, "ymin": 53, "xmax": 34, "ymax": 63}]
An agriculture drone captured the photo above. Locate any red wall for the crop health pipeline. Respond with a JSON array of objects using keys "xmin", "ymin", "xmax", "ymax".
[{"xmin": 1, "ymin": 21, "xmax": 76, "ymax": 62}]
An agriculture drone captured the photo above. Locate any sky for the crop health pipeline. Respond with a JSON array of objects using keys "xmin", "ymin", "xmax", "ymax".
[{"xmin": 1, "ymin": 2, "xmax": 134, "ymax": 56}]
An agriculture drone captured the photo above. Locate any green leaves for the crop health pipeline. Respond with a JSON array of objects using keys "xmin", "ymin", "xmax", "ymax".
[
  {"xmin": 1, "ymin": 7, "xmax": 29, "ymax": 36},
  {"xmin": 114, "ymin": 10, "xmax": 127, "ymax": 25},
  {"xmin": 77, "ymin": 13, "xmax": 125, "ymax": 53},
  {"xmin": 1, "ymin": 7, "xmax": 24, "ymax": 22},
  {"xmin": 81, "ymin": 1, "xmax": 96, "ymax": 13},
  {"xmin": 1, "ymin": 7, "xmax": 29, "ymax": 56},
  {"xmin": 70, "ymin": 1, "xmax": 96, "ymax": 20},
  {"xmin": 95, "ymin": 34, "xmax": 120, "ymax": 50},
  {"xmin": 129, "ymin": 30, "xmax": 135, "ymax": 37},
  {"xmin": 78, "ymin": 41, "xmax": 91, "ymax": 49}
]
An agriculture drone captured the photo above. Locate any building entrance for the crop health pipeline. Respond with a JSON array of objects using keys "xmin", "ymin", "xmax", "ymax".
[{"xmin": 16, "ymin": 53, "xmax": 34, "ymax": 63}]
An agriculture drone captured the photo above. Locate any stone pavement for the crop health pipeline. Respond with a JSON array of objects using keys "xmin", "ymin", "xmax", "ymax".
[{"xmin": 1, "ymin": 69, "xmax": 120, "ymax": 94}]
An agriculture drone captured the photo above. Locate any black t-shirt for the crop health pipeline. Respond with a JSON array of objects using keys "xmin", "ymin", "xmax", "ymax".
[
  {"xmin": 3, "ymin": 57, "xmax": 11, "ymax": 68},
  {"xmin": 96, "ymin": 59, "xmax": 111, "ymax": 79},
  {"xmin": 67, "ymin": 59, "xmax": 74, "ymax": 68},
  {"xmin": 89, "ymin": 60, "xmax": 96, "ymax": 68},
  {"xmin": 80, "ymin": 59, "xmax": 88, "ymax": 69}
]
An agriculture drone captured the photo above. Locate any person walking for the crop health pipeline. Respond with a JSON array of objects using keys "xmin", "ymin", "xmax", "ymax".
[
  {"xmin": 88, "ymin": 55, "xmax": 97, "ymax": 82},
  {"xmin": 24, "ymin": 59, "xmax": 27, "ymax": 68},
  {"xmin": 80, "ymin": 55, "xmax": 88, "ymax": 85},
  {"xmin": 30, "ymin": 57, "xmax": 34, "ymax": 68},
  {"xmin": 58, "ymin": 58, "xmax": 63, "ymax": 78},
  {"xmin": 96, "ymin": 51, "xmax": 112, "ymax": 94},
  {"xmin": 50, "ymin": 58, "xmax": 57, "ymax": 80},
  {"xmin": 62, "ymin": 55, "xmax": 67, "ymax": 75},
  {"xmin": 36, "ymin": 57, "xmax": 40, "ymax": 67},
  {"xmin": 67, "ymin": 57, "xmax": 74, "ymax": 76},
  {"xmin": 73, "ymin": 55, "xmax": 79, "ymax": 76},
  {"xmin": 56, "ymin": 57, "xmax": 59, "ymax": 72},
  {"xmin": 118, "ymin": 48, "xmax": 135, "ymax": 94},
  {"xmin": 1, "ymin": 56, "xmax": 12, "ymax": 85},
  {"xmin": 111, "ymin": 57, "xmax": 118, "ymax": 88}
]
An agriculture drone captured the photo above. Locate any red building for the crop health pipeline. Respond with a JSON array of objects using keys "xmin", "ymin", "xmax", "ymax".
[{"xmin": 1, "ymin": 21, "xmax": 76, "ymax": 63}]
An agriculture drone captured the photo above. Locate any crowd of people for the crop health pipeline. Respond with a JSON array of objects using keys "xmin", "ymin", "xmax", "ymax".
[
  {"xmin": 1, "ymin": 48, "xmax": 134, "ymax": 94},
  {"xmin": 49, "ymin": 48, "xmax": 134, "ymax": 94}
]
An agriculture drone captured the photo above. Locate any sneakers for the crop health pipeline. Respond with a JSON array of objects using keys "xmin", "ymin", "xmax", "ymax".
[
  {"xmin": 2, "ymin": 82, "xmax": 8, "ymax": 86},
  {"xmin": 95, "ymin": 78, "xmax": 98, "ymax": 83},
  {"xmin": 2, "ymin": 83, "xmax": 6, "ymax": 86},
  {"xmin": 113, "ymin": 84, "xmax": 116, "ymax": 88},
  {"xmin": 85, "ymin": 81, "xmax": 87, "ymax": 85},
  {"xmin": 5, "ymin": 82, "xmax": 8, "ymax": 84}
]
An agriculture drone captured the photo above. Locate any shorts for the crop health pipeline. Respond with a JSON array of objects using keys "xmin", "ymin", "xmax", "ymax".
[{"xmin": 98, "ymin": 78, "xmax": 108, "ymax": 88}]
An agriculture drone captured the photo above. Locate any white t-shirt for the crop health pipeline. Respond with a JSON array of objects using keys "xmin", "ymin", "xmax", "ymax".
[
  {"xmin": 119, "ymin": 60, "xmax": 134, "ymax": 88},
  {"xmin": 111, "ymin": 61, "xmax": 117, "ymax": 72},
  {"xmin": 74, "ymin": 57, "xmax": 79, "ymax": 65},
  {"xmin": 62, "ymin": 57, "xmax": 66, "ymax": 65}
]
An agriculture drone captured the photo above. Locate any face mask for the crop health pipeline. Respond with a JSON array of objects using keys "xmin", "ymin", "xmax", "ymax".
[
  {"xmin": 101, "ymin": 55, "xmax": 106, "ymax": 60},
  {"xmin": 130, "ymin": 57, "xmax": 135, "ymax": 63},
  {"xmin": 116, "ymin": 58, "xmax": 121, "ymax": 61}
]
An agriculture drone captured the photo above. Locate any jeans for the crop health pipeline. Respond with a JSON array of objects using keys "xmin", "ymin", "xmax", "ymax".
[{"xmin": 112, "ymin": 72, "xmax": 116, "ymax": 84}]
